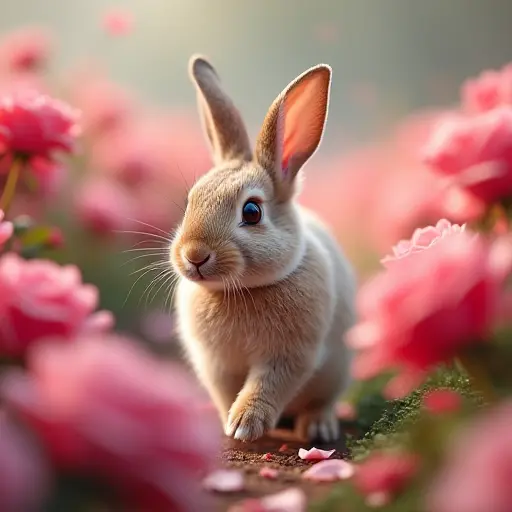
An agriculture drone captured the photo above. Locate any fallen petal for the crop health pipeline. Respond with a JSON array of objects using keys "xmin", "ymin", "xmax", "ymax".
[
  {"xmin": 259, "ymin": 467, "xmax": 279, "ymax": 479},
  {"xmin": 203, "ymin": 469, "xmax": 245, "ymax": 493},
  {"xmin": 262, "ymin": 488, "xmax": 306, "ymax": 511},
  {"xmin": 298, "ymin": 447, "xmax": 335, "ymax": 460},
  {"xmin": 302, "ymin": 459, "xmax": 355, "ymax": 482}
]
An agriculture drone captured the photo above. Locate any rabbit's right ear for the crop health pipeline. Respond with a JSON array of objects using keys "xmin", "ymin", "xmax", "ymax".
[{"xmin": 188, "ymin": 55, "xmax": 252, "ymax": 165}]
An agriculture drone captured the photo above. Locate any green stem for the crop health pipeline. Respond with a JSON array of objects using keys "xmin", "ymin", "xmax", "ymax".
[
  {"xmin": 0, "ymin": 156, "xmax": 24, "ymax": 213},
  {"xmin": 456, "ymin": 354, "xmax": 497, "ymax": 404}
]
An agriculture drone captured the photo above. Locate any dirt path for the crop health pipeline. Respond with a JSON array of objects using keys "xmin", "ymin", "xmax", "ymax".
[{"xmin": 211, "ymin": 421, "xmax": 355, "ymax": 511}]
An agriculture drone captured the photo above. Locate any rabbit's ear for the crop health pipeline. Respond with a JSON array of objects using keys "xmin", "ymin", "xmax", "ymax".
[
  {"xmin": 188, "ymin": 55, "xmax": 252, "ymax": 165},
  {"xmin": 255, "ymin": 65, "xmax": 331, "ymax": 200}
]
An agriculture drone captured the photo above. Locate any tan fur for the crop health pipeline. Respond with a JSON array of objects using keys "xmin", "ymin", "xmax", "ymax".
[{"xmin": 170, "ymin": 55, "xmax": 356, "ymax": 443}]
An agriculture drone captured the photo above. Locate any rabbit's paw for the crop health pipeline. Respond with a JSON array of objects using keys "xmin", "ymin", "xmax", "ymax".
[
  {"xmin": 295, "ymin": 407, "xmax": 340, "ymax": 443},
  {"xmin": 225, "ymin": 400, "xmax": 276, "ymax": 442}
]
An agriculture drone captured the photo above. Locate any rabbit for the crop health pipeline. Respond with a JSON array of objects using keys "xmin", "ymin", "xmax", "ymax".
[{"xmin": 169, "ymin": 54, "xmax": 356, "ymax": 443}]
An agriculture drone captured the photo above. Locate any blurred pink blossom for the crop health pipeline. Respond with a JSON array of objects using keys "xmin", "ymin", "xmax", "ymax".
[
  {"xmin": 0, "ymin": 209, "xmax": 13, "ymax": 246},
  {"xmin": 353, "ymin": 452, "xmax": 419, "ymax": 507},
  {"xmin": 259, "ymin": 467, "xmax": 279, "ymax": 479},
  {"xmin": 228, "ymin": 488, "xmax": 307, "ymax": 512},
  {"xmin": 69, "ymin": 70, "xmax": 136, "ymax": 135},
  {"xmin": 102, "ymin": 8, "xmax": 134, "ymax": 36},
  {"xmin": 91, "ymin": 112, "xmax": 209, "ymax": 188},
  {"xmin": 74, "ymin": 178, "xmax": 136, "ymax": 235},
  {"xmin": 0, "ymin": 91, "xmax": 80, "ymax": 159},
  {"xmin": 140, "ymin": 310, "xmax": 175, "ymax": 345},
  {"xmin": 2, "ymin": 335, "xmax": 220, "ymax": 512},
  {"xmin": 381, "ymin": 219, "xmax": 466, "ymax": 267},
  {"xmin": 429, "ymin": 402, "xmax": 512, "ymax": 512},
  {"xmin": 0, "ymin": 26, "xmax": 52, "ymax": 73},
  {"xmin": 462, "ymin": 63, "xmax": 512, "ymax": 114},
  {"xmin": 424, "ymin": 106, "xmax": 512, "ymax": 205},
  {"xmin": 423, "ymin": 389, "xmax": 462, "ymax": 415},
  {"xmin": 90, "ymin": 118, "xmax": 169, "ymax": 186},
  {"xmin": 0, "ymin": 154, "xmax": 65, "ymax": 197},
  {"xmin": 300, "ymin": 111, "xmax": 451, "ymax": 270},
  {"xmin": 348, "ymin": 232, "xmax": 512, "ymax": 398},
  {"xmin": 0, "ymin": 411, "xmax": 50, "ymax": 511},
  {"xmin": 0, "ymin": 253, "xmax": 113, "ymax": 358},
  {"xmin": 203, "ymin": 469, "xmax": 245, "ymax": 493}
]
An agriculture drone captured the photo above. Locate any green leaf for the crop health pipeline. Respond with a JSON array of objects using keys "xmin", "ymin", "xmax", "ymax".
[{"xmin": 19, "ymin": 225, "xmax": 54, "ymax": 248}]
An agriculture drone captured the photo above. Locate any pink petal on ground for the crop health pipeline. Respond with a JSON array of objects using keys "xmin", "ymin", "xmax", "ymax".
[
  {"xmin": 260, "ymin": 488, "xmax": 307, "ymax": 511},
  {"xmin": 298, "ymin": 447, "xmax": 335, "ymax": 460},
  {"xmin": 203, "ymin": 469, "xmax": 245, "ymax": 493},
  {"xmin": 228, "ymin": 488, "xmax": 307, "ymax": 512},
  {"xmin": 278, "ymin": 444, "xmax": 288, "ymax": 452},
  {"xmin": 302, "ymin": 459, "xmax": 355, "ymax": 482},
  {"xmin": 259, "ymin": 467, "xmax": 279, "ymax": 480}
]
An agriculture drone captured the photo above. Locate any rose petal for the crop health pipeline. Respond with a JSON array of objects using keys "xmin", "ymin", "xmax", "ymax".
[
  {"xmin": 228, "ymin": 488, "xmax": 307, "ymax": 512},
  {"xmin": 259, "ymin": 467, "xmax": 279, "ymax": 480},
  {"xmin": 302, "ymin": 459, "xmax": 355, "ymax": 482},
  {"xmin": 298, "ymin": 447, "xmax": 336, "ymax": 460},
  {"xmin": 203, "ymin": 469, "xmax": 245, "ymax": 493}
]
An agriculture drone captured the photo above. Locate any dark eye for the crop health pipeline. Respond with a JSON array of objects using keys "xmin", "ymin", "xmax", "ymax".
[{"xmin": 242, "ymin": 201, "xmax": 262, "ymax": 225}]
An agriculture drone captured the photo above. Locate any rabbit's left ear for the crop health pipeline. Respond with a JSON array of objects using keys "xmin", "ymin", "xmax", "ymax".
[{"xmin": 255, "ymin": 65, "xmax": 331, "ymax": 200}]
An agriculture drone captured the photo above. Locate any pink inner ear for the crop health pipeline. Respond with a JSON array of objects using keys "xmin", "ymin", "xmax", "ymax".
[
  {"xmin": 281, "ymin": 111, "xmax": 300, "ymax": 176},
  {"xmin": 278, "ymin": 79, "xmax": 322, "ymax": 178}
]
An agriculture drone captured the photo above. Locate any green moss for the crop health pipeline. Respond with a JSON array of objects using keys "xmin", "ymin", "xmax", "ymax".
[{"xmin": 348, "ymin": 366, "xmax": 483, "ymax": 460}]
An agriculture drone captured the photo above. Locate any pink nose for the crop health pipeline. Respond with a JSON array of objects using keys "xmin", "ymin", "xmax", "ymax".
[{"xmin": 183, "ymin": 246, "xmax": 211, "ymax": 268}]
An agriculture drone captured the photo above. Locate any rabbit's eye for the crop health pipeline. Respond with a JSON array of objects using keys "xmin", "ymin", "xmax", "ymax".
[{"xmin": 242, "ymin": 201, "xmax": 262, "ymax": 225}]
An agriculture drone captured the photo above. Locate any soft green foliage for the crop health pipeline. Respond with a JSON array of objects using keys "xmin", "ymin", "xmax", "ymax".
[{"xmin": 348, "ymin": 366, "xmax": 483, "ymax": 460}]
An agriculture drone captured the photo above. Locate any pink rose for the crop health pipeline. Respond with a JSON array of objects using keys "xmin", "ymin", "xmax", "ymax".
[
  {"xmin": 0, "ymin": 411, "xmax": 50, "ymax": 511},
  {"xmin": 0, "ymin": 154, "xmax": 65, "ymax": 198},
  {"xmin": 2, "ymin": 335, "xmax": 221, "ymax": 511},
  {"xmin": 0, "ymin": 253, "xmax": 113, "ymax": 358},
  {"xmin": 348, "ymin": 233, "xmax": 512, "ymax": 398},
  {"xmin": 0, "ymin": 209, "xmax": 13, "ymax": 246},
  {"xmin": 0, "ymin": 26, "xmax": 52, "ymax": 73},
  {"xmin": 69, "ymin": 70, "xmax": 137, "ymax": 135},
  {"xmin": 0, "ymin": 91, "xmax": 80, "ymax": 159},
  {"xmin": 74, "ymin": 178, "xmax": 135, "ymax": 235},
  {"xmin": 353, "ymin": 452, "xmax": 419, "ymax": 507},
  {"xmin": 102, "ymin": 9, "xmax": 135, "ymax": 36},
  {"xmin": 90, "ymin": 119, "xmax": 168, "ymax": 186},
  {"xmin": 462, "ymin": 63, "xmax": 512, "ymax": 114},
  {"xmin": 429, "ymin": 402, "xmax": 512, "ymax": 512},
  {"xmin": 423, "ymin": 107, "xmax": 512, "ymax": 205},
  {"xmin": 381, "ymin": 219, "xmax": 466, "ymax": 267},
  {"xmin": 423, "ymin": 390, "xmax": 462, "ymax": 415}
]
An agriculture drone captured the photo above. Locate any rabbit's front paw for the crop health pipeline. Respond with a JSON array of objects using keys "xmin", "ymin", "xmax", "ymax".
[{"xmin": 225, "ymin": 400, "xmax": 276, "ymax": 442}]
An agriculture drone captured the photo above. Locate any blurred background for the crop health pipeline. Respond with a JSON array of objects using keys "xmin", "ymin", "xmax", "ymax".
[{"xmin": 3, "ymin": 0, "xmax": 511, "ymax": 347}]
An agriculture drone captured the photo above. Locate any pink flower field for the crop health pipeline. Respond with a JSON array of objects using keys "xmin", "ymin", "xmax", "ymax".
[{"xmin": 0, "ymin": 3, "xmax": 512, "ymax": 511}]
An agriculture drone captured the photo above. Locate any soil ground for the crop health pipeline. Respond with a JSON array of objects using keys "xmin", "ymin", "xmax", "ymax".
[{"xmin": 211, "ymin": 419, "xmax": 357, "ymax": 511}]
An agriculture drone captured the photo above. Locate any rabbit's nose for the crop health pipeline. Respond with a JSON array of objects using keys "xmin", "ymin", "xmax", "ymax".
[{"xmin": 183, "ymin": 246, "xmax": 211, "ymax": 268}]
